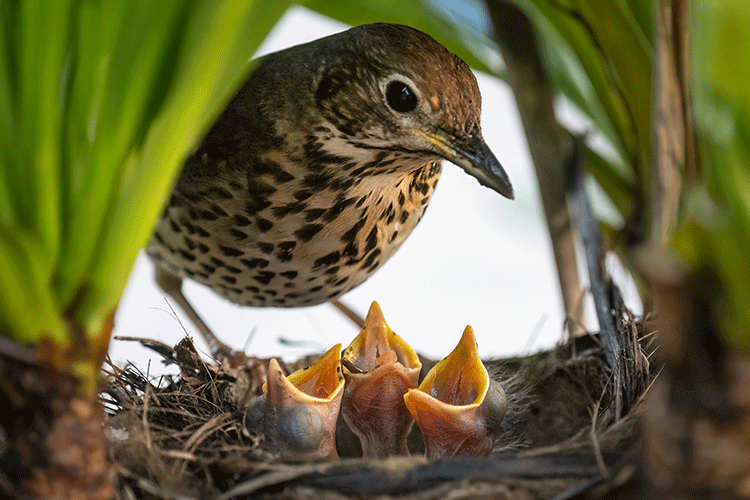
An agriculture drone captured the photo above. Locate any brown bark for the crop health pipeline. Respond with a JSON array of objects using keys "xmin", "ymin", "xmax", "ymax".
[
  {"xmin": 651, "ymin": 0, "xmax": 694, "ymax": 243},
  {"xmin": 640, "ymin": 253, "xmax": 750, "ymax": 499},
  {"xmin": 25, "ymin": 395, "xmax": 114, "ymax": 499},
  {"xmin": 0, "ymin": 323, "xmax": 115, "ymax": 499},
  {"xmin": 637, "ymin": 1, "xmax": 750, "ymax": 496}
]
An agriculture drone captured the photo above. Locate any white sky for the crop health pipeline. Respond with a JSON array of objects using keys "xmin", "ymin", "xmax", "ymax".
[{"xmin": 110, "ymin": 6, "xmax": 640, "ymax": 371}]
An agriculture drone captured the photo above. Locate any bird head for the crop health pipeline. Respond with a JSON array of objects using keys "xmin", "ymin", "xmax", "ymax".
[{"xmin": 314, "ymin": 23, "xmax": 514, "ymax": 199}]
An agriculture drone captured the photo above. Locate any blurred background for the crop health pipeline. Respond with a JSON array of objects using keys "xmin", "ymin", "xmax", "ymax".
[
  {"xmin": 5, "ymin": 1, "xmax": 748, "ymax": 495},
  {"xmin": 110, "ymin": 4, "xmax": 639, "ymax": 369}
]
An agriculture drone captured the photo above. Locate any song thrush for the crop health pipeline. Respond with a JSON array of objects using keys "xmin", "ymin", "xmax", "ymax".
[{"xmin": 147, "ymin": 23, "xmax": 514, "ymax": 357}]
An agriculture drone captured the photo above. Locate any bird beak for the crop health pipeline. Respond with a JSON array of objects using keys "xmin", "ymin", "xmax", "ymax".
[
  {"xmin": 418, "ymin": 129, "xmax": 514, "ymax": 199},
  {"xmin": 403, "ymin": 326, "xmax": 507, "ymax": 459},
  {"xmin": 245, "ymin": 344, "xmax": 344, "ymax": 461},
  {"xmin": 341, "ymin": 301, "xmax": 422, "ymax": 458}
]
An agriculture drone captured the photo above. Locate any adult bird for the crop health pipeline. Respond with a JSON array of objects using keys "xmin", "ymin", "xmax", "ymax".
[{"xmin": 147, "ymin": 23, "xmax": 514, "ymax": 358}]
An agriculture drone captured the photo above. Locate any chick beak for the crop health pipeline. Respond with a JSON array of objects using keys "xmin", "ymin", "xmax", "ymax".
[
  {"xmin": 341, "ymin": 301, "xmax": 422, "ymax": 458},
  {"xmin": 245, "ymin": 344, "xmax": 344, "ymax": 461},
  {"xmin": 403, "ymin": 326, "xmax": 507, "ymax": 459},
  {"xmin": 419, "ymin": 129, "xmax": 514, "ymax": 199}
]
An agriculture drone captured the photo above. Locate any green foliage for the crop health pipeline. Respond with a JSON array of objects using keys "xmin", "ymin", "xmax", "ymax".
[
  {"xmin": 1, "ymin": 0, "xmax": 745, "ymax": 358},
  {"xmin": 0, "ymin": 0, "xmax": 290, "ymax": 348},
  {"xmin": 673, "ymin": 0, "xmax": 750, "ymax": 352},
  {"xmin": 511, "ymin": 0, "xmax": 652, "ymax": 231}
]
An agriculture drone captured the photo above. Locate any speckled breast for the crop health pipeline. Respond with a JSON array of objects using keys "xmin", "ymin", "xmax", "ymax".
[{"xmin": 147, "ymin": 158, "xmax": 442, "ymax": 307}]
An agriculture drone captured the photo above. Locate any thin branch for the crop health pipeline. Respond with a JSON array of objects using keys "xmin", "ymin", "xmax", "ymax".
[{"xmin": 486, "ymin": 0, "xmax": 585, "ymax": 337}]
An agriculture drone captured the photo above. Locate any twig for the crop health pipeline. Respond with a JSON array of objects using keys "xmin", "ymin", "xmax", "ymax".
[
  {"xmin": 566, "ymin": 139, "xmax": 624, "ymax": 417},
  {"xmin": 216, "ymin": 462, "xmax": 340, "ymax": 500},
  {"xmin": 487, "ymin": 0, "xmax": 585, "ymax": 336},
  {"xmin": 588, "ymin": 393, "xmax": 610, "ymax": 479},
  {"xmin": 141, "ymin": 384, "xmax": 154, "ymax": 456},
  {"xmin": 330, "ymin": 299, "xmax": 365, "ymax": 328},
  {"xmin": 0, "ymin": 336, "xmax": 37, "ymax": 364},
  {"xmin": 134, "ymin": 477, "xmax": 198, "ymax": 500}
]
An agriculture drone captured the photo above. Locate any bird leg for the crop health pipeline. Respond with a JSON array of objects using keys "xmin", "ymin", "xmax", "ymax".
[{"xmin": 154, "ymin": 265, "xmax": 248, "ymax": 364}]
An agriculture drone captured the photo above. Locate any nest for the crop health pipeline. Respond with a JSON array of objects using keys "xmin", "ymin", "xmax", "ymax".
[{"xmin": 104, "ymin": 313, "xmax": 655, "ymax": 499}]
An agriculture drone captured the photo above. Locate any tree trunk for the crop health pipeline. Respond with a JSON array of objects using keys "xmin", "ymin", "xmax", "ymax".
[{"xmin": 0, "ymin": 330, "xmax": 114, "ymax": 499}]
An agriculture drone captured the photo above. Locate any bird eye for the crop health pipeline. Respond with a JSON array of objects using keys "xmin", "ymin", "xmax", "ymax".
[{"xmin": 385, "ymin": 81, "xmax": 418, "ymax": 113}]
